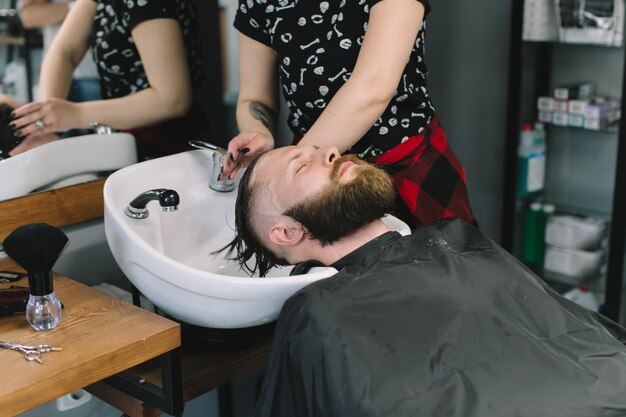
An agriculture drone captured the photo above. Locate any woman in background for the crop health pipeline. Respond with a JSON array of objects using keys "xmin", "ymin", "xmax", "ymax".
[
  {"xmin": 19, "ymin": 0, "xmax": 101, "ymax": 103},
  {"xmin": 10, "ymin": 0, "xmax": 213, "ymax": 161},
  {"xmin": 223, "ymin": 0, "xmax": 476, "ymax": 229}
]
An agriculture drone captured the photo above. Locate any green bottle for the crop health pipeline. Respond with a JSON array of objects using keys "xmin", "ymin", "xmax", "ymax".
[
  {"xmin": 538, "ymin": 203, "xmax": 555, "ymax": 264},
  {"xmin": 522, "ymin": 201, "xmax": 544, "ymax": 264}
]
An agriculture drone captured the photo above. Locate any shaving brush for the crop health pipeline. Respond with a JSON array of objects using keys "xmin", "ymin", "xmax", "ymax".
[{"xmin": 3, "ymin": 223, "xmax": 69, "ymax": 330}]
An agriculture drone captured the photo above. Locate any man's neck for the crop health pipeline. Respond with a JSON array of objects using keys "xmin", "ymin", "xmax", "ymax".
[{"xmin": 311, "ymin": 219, "xmax": 392, "ymax": 266}]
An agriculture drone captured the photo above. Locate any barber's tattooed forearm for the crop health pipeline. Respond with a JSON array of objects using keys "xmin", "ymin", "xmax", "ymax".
[{"xmin": 249, "ymin": 102, "xmax": 277, "ymax": 136}]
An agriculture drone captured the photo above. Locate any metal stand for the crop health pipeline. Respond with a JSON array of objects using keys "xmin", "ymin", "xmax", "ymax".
[
  {"xmin": 128, "ymin": 284, "xmax": 236, "ymax": 417},
  {"xmin": 604, "ymin": 48, "xmax": 626, "ymax": 321},
  {"xmin": 105, "ymin": 348, "xmax": 184, "ymax": 417},
  {"xmin": 102, "ymin": 283, "xmax": 185, "ymax": 416},
  {"xmin": 501, "ymin": 0, "xmax": 524, "ymax": 250}
]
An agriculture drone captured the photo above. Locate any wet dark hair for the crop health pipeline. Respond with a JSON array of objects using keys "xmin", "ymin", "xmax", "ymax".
[
  {"xmin": 220, "ymin": 152, "xmax": 289, "ymax": 277},
  {"xmin": 0, "ymin": 104, "xmax": 22, "ymax": 159}
]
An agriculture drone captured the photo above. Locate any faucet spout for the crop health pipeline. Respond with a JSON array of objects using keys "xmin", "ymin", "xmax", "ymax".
[
  {"xmin": 188, "ymin": 140, "xmax": 226, "ymax": 154},
  {"xmin": 188, "ymin": 140, "xmax": 235, "ymax": 192},
  {"xmin": 124, "ymin": 188, "xmax": 180, "ymax": 219}
]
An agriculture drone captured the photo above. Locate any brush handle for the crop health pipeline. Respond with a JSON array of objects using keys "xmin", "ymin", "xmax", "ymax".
[{"xmin": 29, "ymin": 271, "xmax": 54, "ymax": 296}]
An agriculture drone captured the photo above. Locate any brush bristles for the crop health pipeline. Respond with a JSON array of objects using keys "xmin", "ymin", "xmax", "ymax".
[{"xmin": 2, "ymin": 223, "xmax": 69, "ymax": 273}]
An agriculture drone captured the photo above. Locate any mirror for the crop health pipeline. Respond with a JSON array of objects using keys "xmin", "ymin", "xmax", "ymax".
[
  {"xmin": 0, "ymin": 131, "xmax": 137, "ymax": 202},
  {"xmin": 0, "ymin": 0, "xmax": 234, "ymax": 301},
  {"xmin": 0, "ymin": 0, "xmax": 228, "ymax": 200}
]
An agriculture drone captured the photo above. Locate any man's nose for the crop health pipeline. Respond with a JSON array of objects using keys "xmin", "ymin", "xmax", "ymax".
[{"xmin": 321, "ymin": 147, "xmax": 340, "ymax": 167}]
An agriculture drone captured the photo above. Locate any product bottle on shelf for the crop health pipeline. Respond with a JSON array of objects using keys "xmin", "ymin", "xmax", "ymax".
[
  {"xmin": 2, "ymin": 59, "xmax": 29, "ymax": 104},
  {"xmin": 534, "ymin": 122, "xmax": 546, "ymax": 149},
  {"xmin": 522, "ymin": 201, "xmax": 546, "ymax": 264},
  {"xmin": 517, "ymin": 123, "xmax": 546, "ymax": 196},
  {"xmin": 563, "ymin": 284, "xmax": 599, "ymax": 312}
]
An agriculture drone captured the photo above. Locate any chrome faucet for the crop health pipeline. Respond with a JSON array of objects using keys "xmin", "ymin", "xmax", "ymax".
[
  {"xmin": 124, "ymin": 189, "xmax": 180, "ymax": 219},
  {"xmin": 188, "ymin": 140, "xmax": 235, "ymax": 192},
  {"xmin": 89, "ymin": 123, "xmax": 115, "ymax": 135}
]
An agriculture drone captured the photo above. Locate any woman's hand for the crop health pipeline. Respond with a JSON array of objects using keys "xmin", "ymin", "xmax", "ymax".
[
  {"xmin": 0, "ymin": 93, "xmax": 20, "ymax": 109},
  {"xmin": 221, "ymin": 131, "xmax": 275, "ymax": 180},
  {"xmin": 9, "ymin": 132, "xmax": 60, "ymax": 156},
  {"xmin": 10, "ymin": 98, "xmax": 82, "ymax": 139}
]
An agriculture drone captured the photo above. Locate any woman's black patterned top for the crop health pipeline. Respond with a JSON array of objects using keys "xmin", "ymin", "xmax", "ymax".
[
  {"xmin": 90, "ymin": 0, "xmax": 205, "ymax": 99},
  {"xmin": 235, "ymin": 0, "xmax": 434, "ymax": 158}
]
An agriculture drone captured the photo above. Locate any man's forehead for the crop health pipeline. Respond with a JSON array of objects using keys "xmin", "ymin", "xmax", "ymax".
[
  {"xmin": 248, "ymin": 147, "xmax": 297, "ymax": 215},
  {"xmin": 251, "ymin": 146, "xmax": 295, "ymax": 184}
]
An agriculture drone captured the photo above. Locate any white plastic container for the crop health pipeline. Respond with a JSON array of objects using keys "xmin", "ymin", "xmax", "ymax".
[
  {"xmin": 16, "ymin": 390, "xmax": 120, "ymax": 417},
  {"xmin": 517, "ymin": 123, "xmax": 546, "ymax": 196},
  {"xmin": 544, "ymin": 244, "xmax": 604, "ymax": 279},
  {"xmin": 523, "ymin": 0, "xmax": 559, "ymax": 41},
  {"xmin": 2, "ymin": 59, "xmax": 28, "ymax": 104},
  {"xmin": 545, "ymin": 214, "xmax": 608, "ymax": 250},
  {"xmin": 563, "ymin": 284, "xmax": 599, "ymax": 312}
]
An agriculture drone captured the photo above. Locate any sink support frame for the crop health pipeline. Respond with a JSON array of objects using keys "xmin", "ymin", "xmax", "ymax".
[
  {"xmin": 126, "ymin": 284, "xmax": 237, "ymax": 417},
  {"xmin": 104, "ymin": 347, "xmax": 184, "ymax": 416}
]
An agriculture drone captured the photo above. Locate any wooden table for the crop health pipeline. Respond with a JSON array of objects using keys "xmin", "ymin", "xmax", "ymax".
[
  {"xmin": 0, "ymin": 270, "xmax": 181, "ymax": 417},
  {"xmin": 0, "ymin": 257, "xmax": 273, "ymax": 417}
]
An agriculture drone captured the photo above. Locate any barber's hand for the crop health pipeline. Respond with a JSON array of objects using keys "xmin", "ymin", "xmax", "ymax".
[
  {"xmin": 9, "ymin": 132, "xmax": 60, "ymax": 156},
  {"xmin": 222, "ymin": 131, "xmax": 275, "ymax": 180},
  {"xmin": 10, "ymin": 99, "xmax": 82, "ymax": 139}
]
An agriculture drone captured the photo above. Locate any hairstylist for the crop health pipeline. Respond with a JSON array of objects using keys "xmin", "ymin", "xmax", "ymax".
[
  {"xmin": 222, "ymin": 0, "xmax": 476, "ymax": 229},
  {"xmin": 9, "ymin": 0, "xmax": 213, "ymax": 161}
]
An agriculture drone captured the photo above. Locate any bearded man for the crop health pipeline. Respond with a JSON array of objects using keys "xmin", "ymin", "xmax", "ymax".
[{"xmin": 227, "ymin": 145, "xmax": 626, "ymax": 417}]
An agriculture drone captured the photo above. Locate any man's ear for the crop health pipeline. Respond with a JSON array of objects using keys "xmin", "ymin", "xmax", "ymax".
[{"xmin": 268, "ymin": 218, "xmax": 306, "ymax": 247}]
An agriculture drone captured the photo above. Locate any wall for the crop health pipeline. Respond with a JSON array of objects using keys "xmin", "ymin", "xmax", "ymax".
[
  {"xmin": 220, "ymin": 0, "xmax": 239, "ymax": 98},
  {"xmin": 426, "ymin": 1, "xmax": 513, "ymax": 240}
]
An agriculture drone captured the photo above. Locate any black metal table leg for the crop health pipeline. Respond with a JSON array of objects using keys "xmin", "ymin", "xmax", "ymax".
[{"xmin": 104, "ymin": 347, "xmax": 184, "ymax": 416}]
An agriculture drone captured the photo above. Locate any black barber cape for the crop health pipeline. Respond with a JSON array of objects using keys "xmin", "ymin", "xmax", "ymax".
[{"xmin": 256, "ymin": 218, "xmax": 626, "ymax": 417}]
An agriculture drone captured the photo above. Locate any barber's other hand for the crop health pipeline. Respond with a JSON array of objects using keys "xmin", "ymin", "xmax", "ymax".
[
  {"xmin": 9, "ymin": 132, "xmax": 60, "ymax": 156},
  {"xmin": 10, "ymin": 98, "xmax": 82, "ymax": 139},
  {"xmin": 222, "ymin": 131, "xmax": 274, "ymax": 180}
]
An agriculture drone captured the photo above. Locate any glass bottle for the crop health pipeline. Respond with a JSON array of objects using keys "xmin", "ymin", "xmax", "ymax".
[{"xmin": 26, "ymin": 271, "xmax": 62, "ymax": 331}]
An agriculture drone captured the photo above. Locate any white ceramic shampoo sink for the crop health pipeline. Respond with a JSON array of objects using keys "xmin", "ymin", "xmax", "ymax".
[
  {"xmin": 104, "ymin": 149, "xmax": 411, "ymax": 329},
  {"xmin": 0, "ymin": 132, "xmax": 137, "ymax": 201}
]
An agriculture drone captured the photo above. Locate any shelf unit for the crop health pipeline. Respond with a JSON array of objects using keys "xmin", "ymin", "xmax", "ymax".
[
  {"xmin": 502, "ymin": 0, "xmax": 626, "ymax": 324},
  {"xmin": 0, "ymin": 4, "xmax": 41, "ymax": 102}
]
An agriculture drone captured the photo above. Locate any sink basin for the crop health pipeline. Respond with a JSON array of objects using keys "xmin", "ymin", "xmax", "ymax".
[
  {"xmin": 0, "ymin": 133, "xmax": 137, "ymax": 201},
  {"xmin": 104, "ymin": 149, "xmax": 411, "ymax": 329}
]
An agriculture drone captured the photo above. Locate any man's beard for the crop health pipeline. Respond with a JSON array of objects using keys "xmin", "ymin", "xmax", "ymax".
[{"xmin": 284, "ymin": 155, "xmax": 396, "ymax": 246}]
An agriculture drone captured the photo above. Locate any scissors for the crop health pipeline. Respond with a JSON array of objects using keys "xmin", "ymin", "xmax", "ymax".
[{"xmin": 0, "ymin": 341, "xmax": 61, "ymax": 364}]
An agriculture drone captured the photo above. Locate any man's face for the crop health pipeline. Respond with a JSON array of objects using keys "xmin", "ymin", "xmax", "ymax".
[
  {"xmin": 253, "ymin": 145, "xmax": 371, "ymax": 211},
  {"xmin": 252, "ymin": 145, "xmax": 395, "ymax": 245}
]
